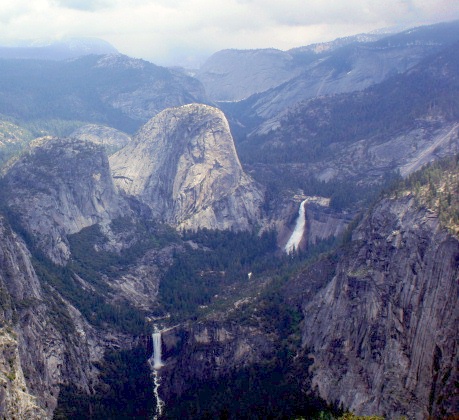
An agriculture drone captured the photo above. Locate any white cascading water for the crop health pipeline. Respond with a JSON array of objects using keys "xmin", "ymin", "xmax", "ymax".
[
  {"xmin": 149, "ymin": 330, "xmax": 165, "ymax": 419},
  {"xmin": 152, "ymin": 332, "xmax": 163, "ymax": 369},
  {"xmin": 285, "ymin": 199, "xmax": 307, "ymax": 254}
]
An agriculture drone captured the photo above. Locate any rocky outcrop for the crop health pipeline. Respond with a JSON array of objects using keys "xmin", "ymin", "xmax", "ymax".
[
  {"xmin": 70, "ymin": 124, "xmax": 131, "ymax": 153},
  {"xmin": 0, "ymin": 215, "xmax": 105, "ymax": 418},
  {"xmin": 3, "ymin": 137, "xmax": 127, "ymax": 264},
  {"xmin": 267, "ymin": 194, "xmax": 351, "ymax": 251},
  {"xmin": 110, "ymin": 104, "xmax": 263, "ymax": 231},
  {"xmin": 0, "ymin": 326, "xmax": 45, "ymax": 419},
  {"xmin": 313, "ymin": 120, "xmax": 459, "ymax": 183},
  {"xmin": 110, "ymin": 245, "xmax": 175, "ymax": 311},
  {"xmin": 305, "ymin": 202, "xmax": 351, "ymax": 245},
  {"xmin": 0, "ymin": 216, "xmax": 47, "ymax": 419},
  {"xmin": 301, "ymin": 194, "xmax": 459, "ymax": 419}
]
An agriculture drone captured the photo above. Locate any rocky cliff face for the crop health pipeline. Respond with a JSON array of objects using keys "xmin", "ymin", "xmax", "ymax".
[
  {"xmin": 301, "ymin": 193, "xmax": 459, "ymax": 419},
  {"xmin": 304, "ymin": 201, "xmax": 352, "ymax": 246},
  {"xmin": 0, "ymin": 216, "xmax": 46, "ymax": 419},
  {"xmin": 0, "ymin": 215, "xmax": 119, "ymax": 418},
  {"xmin": 110, "ymin": 104, "xmax": 263, "ymax": 231},
  {"xmin": 3, "ymin": 137, "xmax": 127, "ymax": 264},
  {"xmin": 159, "ymin": 319, "xmax": 278, "ymax": 401}
]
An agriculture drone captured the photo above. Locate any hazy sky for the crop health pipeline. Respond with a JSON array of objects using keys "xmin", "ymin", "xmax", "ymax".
[{"xmin": 0, "ymin": 0, "xmax": 458, "ymax": 66}]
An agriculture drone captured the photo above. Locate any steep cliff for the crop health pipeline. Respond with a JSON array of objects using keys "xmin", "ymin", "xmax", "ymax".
[
  {"xmin": 301, "ymin": 180, "xmax": 459, "ymax": 418},
  {"xmin": 3, "ymin": 137, "xmax": 127, "ymax": 264},
  {"xmin": 0, "ymin": 215, "xmax": 114, "ymax": 418},
  {"xmin": 110, "ymin": 104, "xmax": 263, "ymax": 231},
  {"xmin": 160, "ymin": 320, "xmax": 278, "ymax": 399},
  {"xmin": 154, "ymin": 289, "xmax": 321, "ymax": 419}
]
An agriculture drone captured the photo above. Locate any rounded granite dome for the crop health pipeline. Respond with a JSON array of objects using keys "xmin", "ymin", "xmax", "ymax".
[{"xmin": 110, "ymin": 103, "xmax": 263, "ymax": 230}]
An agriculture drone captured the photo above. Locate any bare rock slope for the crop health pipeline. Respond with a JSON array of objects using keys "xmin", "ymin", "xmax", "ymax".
[
  {"xmin": 301, "ymin": 193, "xmax": 459, "ymax": 419},
  {"xmin": 4, "ymin": 137, "xmax": 127, "ymax": 264},
  {"xmin": 110, "ymin": 103, "xmax": 263, "ymax": 231},
  {"xmin": 0, "ymin": 215, "xmax": 111, "ymax": 419}
]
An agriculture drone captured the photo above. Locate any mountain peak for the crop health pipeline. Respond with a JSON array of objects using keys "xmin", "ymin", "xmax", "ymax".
[
  {"xmin": 4, "ymin": 137, "xmax": 126, "ymax": 264},
  {"xmin": 110, "ymin": 104, "xmax": 263, "ymax": 230}
]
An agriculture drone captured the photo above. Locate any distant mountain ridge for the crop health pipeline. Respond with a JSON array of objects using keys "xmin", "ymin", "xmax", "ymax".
[
  {"xmin": 0, "ymin": 53, "xmax": 210, "ymax": 135},
  {"xmin": 202, "ymin": 21, "xmax": 459, "ymax": 115},
  {"xmin": 0, "ymin": 37, "xmax": 118, "ymax": 60},
  {"xmin": 200, "ymin": 33, "xmax": 458, "ymax": 232}
]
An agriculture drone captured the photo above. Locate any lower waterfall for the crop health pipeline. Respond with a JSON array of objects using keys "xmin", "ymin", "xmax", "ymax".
[
  {"xmin": 285, "ymin": 199, "xmax": 307, "ymax": 254},
  {"xmin": 148, "ymin": 330, "xmax": 165, "ymax": 419},
  {"xmin": 152, "ymin": 332, "xmax": 163, "ymax": 369}
]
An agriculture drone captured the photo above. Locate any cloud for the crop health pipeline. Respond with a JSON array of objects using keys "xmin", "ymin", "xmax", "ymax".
[
  {"xmin": 52, "ymin": 0, "xmax": 113, "ymax": 11},
  {"xmin": 0, "ymin": 0, "xmax": 458, "ymax": 65}
]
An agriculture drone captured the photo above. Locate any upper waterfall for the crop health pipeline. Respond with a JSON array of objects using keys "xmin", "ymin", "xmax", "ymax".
[{"xmin": 285, "ymin": 200, "xmax": 307, "ymax": 254}]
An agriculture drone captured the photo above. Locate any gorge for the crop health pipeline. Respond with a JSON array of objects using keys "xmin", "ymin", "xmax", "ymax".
[{"xmin": 0, "ymin": 20, "xmax": 458, "ymax": 420}]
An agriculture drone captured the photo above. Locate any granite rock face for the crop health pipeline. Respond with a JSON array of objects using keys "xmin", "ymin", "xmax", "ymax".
[
  {"xmin": 110, "ymin": 104, "xmax": 263, "ymax": 231},
  {"xmin": 4, "ymin": 137, "xmax": 127, "ymax": 264},
  {"xmin": 301, "ymin": 194, "xmax": 459, "ymax": 419},
  {"xmin": 0, "ymin": 215, "xmax": 112, "ymax": 418},
  {"xmin": 159, "ymin": 320, "xmax": 278, "ymax": 402}
]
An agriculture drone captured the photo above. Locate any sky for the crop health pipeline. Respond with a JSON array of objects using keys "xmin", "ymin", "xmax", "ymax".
[{"xmin": 0, "ymin": 0, "xmax": 459, "ymax": 67}]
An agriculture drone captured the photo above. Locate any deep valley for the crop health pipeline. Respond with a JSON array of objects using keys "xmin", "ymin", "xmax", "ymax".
[{"xmin": 0, "ymin": 21, "xmax": 458, "ymax": 420}]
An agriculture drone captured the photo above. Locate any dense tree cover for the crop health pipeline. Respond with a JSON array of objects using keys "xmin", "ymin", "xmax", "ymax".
[
  {"xmin": 163, "ymin": 355, "xmax": 338, "ymax": 420},
  {"xmin": 159, "ymin": 228, "xmax": 279, "ymax": 320},
  {"xmin": 53, "ymin": 345, "xmax": 154, "ymax": 420},
  {"xmin": 69, "ymin": 217, "xmax": 178, "ymax": 276},
  {"xmin": 159, "ymin": 225, "xmax": 336, "ymax": 322}
]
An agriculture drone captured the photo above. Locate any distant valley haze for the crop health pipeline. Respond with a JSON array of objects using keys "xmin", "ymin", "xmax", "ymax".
[{"xmin": 0, "ymin": 0, "xmax": 458, "ymax": 66}]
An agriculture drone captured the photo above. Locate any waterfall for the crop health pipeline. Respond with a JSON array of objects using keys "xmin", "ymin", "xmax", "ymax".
[
  {"xmin": 152, "ymin": 332, "xmax": 163, "ymax": 369},
  {"xmin": 148, "ymin": 330, "xmax": 165, "ymax": 419},
  {"xmin": 285, "ymin": 199, "xmax": 307, "ymax": 254}
]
